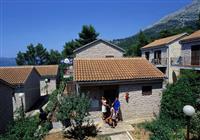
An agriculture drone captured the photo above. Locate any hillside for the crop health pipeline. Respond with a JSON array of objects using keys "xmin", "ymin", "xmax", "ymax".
[{"xmin": 113, "ymin": 0, "xmax": 200, "ymax": 49}]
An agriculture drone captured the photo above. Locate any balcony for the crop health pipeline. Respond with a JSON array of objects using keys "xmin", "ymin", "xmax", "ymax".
[
  {"xmin": 171, "ymin": 56, "xmax": 200, "ymax": 68},
  {"xmin": 151, "ymin": 58, "xmax": 168, "ymax": 66}
]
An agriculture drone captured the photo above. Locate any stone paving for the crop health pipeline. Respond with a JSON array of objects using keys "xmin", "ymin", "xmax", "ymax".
[{"xmin": 48, "ymin": 111, "xmax": 153, "ymax": 140}]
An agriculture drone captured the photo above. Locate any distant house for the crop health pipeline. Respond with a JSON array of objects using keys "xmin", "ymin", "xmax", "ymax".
[
  {"xmin": 34, "ymin": 65, "xmax": 59, "ymax": 96},
  {"xmin": 74, "ymin": 39, "xmax": 125, "ymax": 58},
  {"xmin": 171, "ymin": 30, "xmax": 200, "ymax": 72},
  {"xmin": 73, "ymin": 58, "xmax": 164, "ymax": 120},
  {"xmin": 141, "ymin": 33, "xmax": 187, "ymax": 83},
  {"xmin": 0, "ymin": 67, "xmax": 40, "ymax": 112},
  {"xmin": 0, "ymin": 79, "xmax": 13, "ymax": 133}
]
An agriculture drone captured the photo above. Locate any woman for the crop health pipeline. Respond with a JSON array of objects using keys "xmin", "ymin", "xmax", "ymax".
[{"xmin": 101, "ymin": 96, "xmax": 107, "ymax": 120}]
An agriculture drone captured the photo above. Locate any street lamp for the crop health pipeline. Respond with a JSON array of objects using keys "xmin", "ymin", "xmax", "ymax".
[
  {"xmin": 44, "ymin": 78, "xmax": 49, "ymax": 95},
  {"xmin": 18, "ymin": 93, "xmax": 25, "ymax": 118},
  {"xmin": 183, "ymin": 105, "xmax": 195, "ymax": 140}
]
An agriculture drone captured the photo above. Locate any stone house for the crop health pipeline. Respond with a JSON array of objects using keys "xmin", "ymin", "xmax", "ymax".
[
  {"xmin": 0, "ymin": 66, "xmax": 41, "ymax": 112},
  {"xmin": 0, "ymin": 79, "xmax": 14, "ymax": 133},
  {"xmin": 34, "ymin": 65, "xmax": 59, "ymax": 96},
  {"xmin": 73, "ymin": 58, "xmax": 164, "ymax": 120},
  {"xmin": 74, "ymin": 39, "xmax": 125, "ymax": 58},
  {"xmin": 141, "ymin": 33, "xmax": 187, "ymax": 83},
  {"xmin": 171, "ymin": 30, "xmax": 200, "ymax": 72}
]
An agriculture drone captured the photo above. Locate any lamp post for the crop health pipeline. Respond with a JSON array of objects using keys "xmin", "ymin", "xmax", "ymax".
[
  {"xmin": 18, "ymin": 93, "xmax": 25, "ymax": 118},
  {"xmin": 183, "ymin": 105, "xmax": 195, "ymax": 140},
  {"xmin": 45, "ymin": 78, "xmax": 48, "ymax": 95}
]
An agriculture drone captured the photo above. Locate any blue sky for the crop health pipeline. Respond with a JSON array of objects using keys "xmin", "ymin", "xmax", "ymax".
[{"xmin": 0, "ymin": 0, "xmax": 191, "ymax": 57}]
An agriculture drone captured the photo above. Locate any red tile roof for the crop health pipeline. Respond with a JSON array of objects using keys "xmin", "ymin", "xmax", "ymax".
[
  {"xmin": 0, "ymin": 67, "xmax": 34, "ymax": 85},
  {"xmin": 34, "ymin": 65, "xmax": 58, "ymax": 77},
  {"xmin": 74, "ymin": 58, "xmax": 164, "ymax": 82}
]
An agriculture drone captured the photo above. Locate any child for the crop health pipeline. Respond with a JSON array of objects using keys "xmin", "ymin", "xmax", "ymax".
[{"xmin": 110, "ymin": 104, "xmax": 116, "ymax": 128}]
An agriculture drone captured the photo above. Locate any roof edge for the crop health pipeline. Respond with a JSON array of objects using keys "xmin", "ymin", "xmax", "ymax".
[{"xmin": 73, "ymin": 39, "xmax": 125, "ymax": 53}]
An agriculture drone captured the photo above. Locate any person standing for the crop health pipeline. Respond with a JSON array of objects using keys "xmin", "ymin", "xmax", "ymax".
[
  {"xmin": 110, "ymin": 104, "xmax": 116, "ymax": 128},
  {"xmin": 101, "ymin": 96, "xmax": 107, "ymax": 120},
  {"xmin": 113, "ymin": 97, "xmax": 120, "ymax": 121}
]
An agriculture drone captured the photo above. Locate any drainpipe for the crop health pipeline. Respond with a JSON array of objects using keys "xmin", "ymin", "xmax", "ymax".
[
  {"xmin": 76, "ymin": 83, "xmax": 80, "ymax": 96},
  {"xmin": 167, "ymin": 46, "xmax": 170, "ymax": 83}
]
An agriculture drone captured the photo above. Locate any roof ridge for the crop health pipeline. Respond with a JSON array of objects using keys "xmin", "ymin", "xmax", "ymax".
[
  {"xmin": 74, "ymin": 57, "xmax": 144, "ymax": 60},
  {"xmin": 73, "ymin": 39, "xmax": 125, "ymax": 53}
]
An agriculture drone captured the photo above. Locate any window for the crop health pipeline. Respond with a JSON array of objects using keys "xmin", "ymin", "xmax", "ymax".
[
  {"xmin": 105, "ymin": 55, "xmax": 114, "ymax": 58},
  {"xmin": 145, "ymin": 52, "xmax": 150, "ymax": 60},
  {"xmin": 142, "ymin": 86, "xmax": 152, "ymax": 96}
]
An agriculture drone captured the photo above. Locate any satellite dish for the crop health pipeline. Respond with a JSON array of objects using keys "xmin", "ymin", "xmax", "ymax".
[{"xmin": 64, "ymin": 58, "xmax": 70, "ymax": 64}]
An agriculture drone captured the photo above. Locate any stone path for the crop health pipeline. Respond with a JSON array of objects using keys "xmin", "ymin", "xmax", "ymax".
[
  {"xmin": 110, "ymin": 132, "xmax": 131, "ymax": 140},
  {"xmin": 47, "ymin": 111, "xmax": 153, "ymax": 139}
]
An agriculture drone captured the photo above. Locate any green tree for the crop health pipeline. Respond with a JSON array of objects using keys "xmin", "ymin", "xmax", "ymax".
[
  {"xmin": 16, "ymin": 51, "xmax": 26, "ymax": 65},
  {"xmin": 16, "ymin": 43, "xmax": 49, "ymax": 65},
  {"xmin": 62, "ymin": 40, "xmax": 79, "ymax": 58},
  {"xmin": 159, "ymin": 30, "xmax": 173, "ymax": 38},
  {"xmin": 134, "ymin": 31, "xmax": 149, "ymax": 56},
  {"xmin": 77, "ymin": 25, "xmax": 99, "ymax": 46},
  {"xmin": 48, "ymin": 49, "xmax": 62, "ymax": 64},
  {"xmin": 197, "ymin": 12, "xmax": 200, "ymax": 29}
]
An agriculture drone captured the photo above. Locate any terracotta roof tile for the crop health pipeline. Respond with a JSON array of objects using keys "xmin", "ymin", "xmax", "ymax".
[
  {"xmin": 34, "ymin": 65, "xmax": 58, "ymax": 76},
  {"xmin": 0, "ymin": 67, "xmax": 34, "ymax": 85},
  {"xmin": 142, "ymin": 33, "xmax": 187, "ymax": 49},
  {"xmin": 181, "ymin": 30, "xmax": 200, "ymax": 43},
  {"xmin": 0, "ymin": 65, "xmax": 58, "ymax": 85},
  {"xmin": 74, "ymin": 58, "xmax": 164, "ymax": 82}
]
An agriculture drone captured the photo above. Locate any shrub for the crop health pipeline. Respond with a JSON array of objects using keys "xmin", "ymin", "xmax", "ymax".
[
  {"xmin": 0, "ymin": 116, "xmax": 40, "ymax": 140},
  {"xmin": 191, "ymin": 111, "xmax": 200, "ymax": 139},
  {"xmin": 142, "ymin": 70, "xmax": 200, "ymax": 140},
  {"xmin": 57, "ymin": 95, "xmax": 96, "ymax": 140},
  {"xmin": 160, "ymin": 70, "xmax": 200, "ymax": 119}
]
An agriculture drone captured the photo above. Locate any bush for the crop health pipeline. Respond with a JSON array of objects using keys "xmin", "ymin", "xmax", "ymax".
[
  {"xmin": 191, "ymin": 111, "xmax": 200, "ymax": 139},
  {"xmin": 0, "ymin": 116, "xmax": 40, "ymax": 140},
  {"xmin": 57, "ymin": 95, "xmax": 96, "ymax": 140},
  {"xmin": 160, "ymin": 70, "xmax": 200, "ymax": 119},
  {"xmin": 142, "ymin": 70, "xmax": 200, "ymax": 140}
]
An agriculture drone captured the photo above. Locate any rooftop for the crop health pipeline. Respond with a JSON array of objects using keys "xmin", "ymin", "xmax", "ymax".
[
  {"xmin": 34, "ymin": 65, "xmax": 58, "ymax": 77},
  {"xmin": 180, "ymin": 30, "xmax": 200, "ymax": 43},
  {"xmin": 74, "ymin": 58, "xmax": 164, "ymax": 82},
  {"xmin": 0, "ymin": 67, "xmax": 34, "ymax": 85},
  {"xmin": 73, "ymin": 39, "xmax": 125, "ymax": 53},
  {"xmin": 141, "ymin": 33, "xmax": 187, "ymax": 49}
]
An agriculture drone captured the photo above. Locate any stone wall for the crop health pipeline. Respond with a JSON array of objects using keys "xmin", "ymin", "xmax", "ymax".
[
  {"xmin": 40, "ymin": 77, "xmax": 57, "ymax": 96},
  {"xmin": 181, "ymin": 41, "xmax": 200, "ymax": 65},
  {"xmin": 118, "ymin": 82, "xmax": 163, "ymax": 120},
  {"xmin": 75, "ymin": 42, "xmax": 123, "ymax": 58},
  {"xmin": 0, "ymin": 83, "xmax": 13, "ymax": 133},
  {"xmin": 80, "ymin": 81, "xmax": 163, "ymax": 120}
]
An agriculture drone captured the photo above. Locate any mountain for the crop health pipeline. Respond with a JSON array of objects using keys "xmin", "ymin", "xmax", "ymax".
[
  {"xmin": 113, "ymin": 0, "xmax": 200, "ymax": 49},
  {"xmin": 0, "ymin": 57, "xmax": 16, "ymax": 66}
]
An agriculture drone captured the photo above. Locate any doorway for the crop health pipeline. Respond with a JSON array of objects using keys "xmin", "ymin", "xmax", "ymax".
[
  {"xmin": 191, "ymin": 45, "xmax": 200, "ymax": 65},
  {"xmin": 103, "ymin": 86, "xmax": 119, "ymax": 105}
]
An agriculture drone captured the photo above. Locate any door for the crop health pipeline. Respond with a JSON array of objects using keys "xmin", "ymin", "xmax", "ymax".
[
  {"xmin": 103, "ymin": 88, "xmax": 119, "ymax": 105},
  {"xmin": 154, "ymin": 50, "xmax": 162, "ymax": 64},
  {"xmin": 145, "ymin": 52, "xmax": 150, "ymax": 60},
  {"xmin": 191, "ymin": 45, "xmax": 200, "ymax": 65}
]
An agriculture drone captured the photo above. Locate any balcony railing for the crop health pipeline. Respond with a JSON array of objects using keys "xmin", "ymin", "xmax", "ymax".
[
  {"xmin": 171, "ymin": 56, "xmax": 200, "ymax": 67},
  {"xmin": 151, "ymin": 58, "xmax": 168, "ymax": 66}
]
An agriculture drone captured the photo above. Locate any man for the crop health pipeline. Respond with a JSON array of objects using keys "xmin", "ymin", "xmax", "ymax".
[{"xmin": 113, "ymin": 97, "xmax": 120, "ymax": 121}]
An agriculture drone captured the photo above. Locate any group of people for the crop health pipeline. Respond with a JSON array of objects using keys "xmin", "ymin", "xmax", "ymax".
[{"xmin": 101, "ymin": 96, "xmax": 121, "ymax": 128}]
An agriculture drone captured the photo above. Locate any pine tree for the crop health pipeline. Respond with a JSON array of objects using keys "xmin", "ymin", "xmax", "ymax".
[
  {"xmin": 134, "ymin": 31, "xmax": 149, "ymax": 56},
  {"xmin": 77, "ymin": 25, "xmax": 99, "ymax": 46},
  {"xmin": 16, "ymin": 43, "xmax": 49, "ymax": 65}
]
